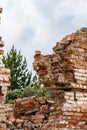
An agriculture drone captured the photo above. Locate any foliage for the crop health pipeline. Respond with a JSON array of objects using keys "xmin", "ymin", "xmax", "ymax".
[
  {"xmin": 6, "ymin": 74, "xmax": 50, "ymax": 103},
  {"xmin": 23, "ymin": 74, "xmax": 43, "ymax": 97},
  {"xmin": 2, "ymin": 45, "xmax": 32, "ymax": 90},
  {"xmin": 23, "ymin": 85, "xmax": 47, "ymax": 97},
  {"xmin": 6, "ymin": 86, "xmax": 50, "ymax": 104},
  {"xmin": 23, "ymin": 75, "xmax": 50, "ymax": 98},
  {"xmin": 6, "ymin": 89, "xmax": 23, "ymax": 104},
  {"xmin": 2, "ymin": 46, "xmax": 50, "ymax": 103},
  {"xmin": 30, "ymin": 75, "xmax": 42, "ymax": 88}
]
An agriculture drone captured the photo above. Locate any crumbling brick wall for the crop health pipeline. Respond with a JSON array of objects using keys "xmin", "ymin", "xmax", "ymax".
[
  {"xmin": 12, "ymin": 93, "xmax": 87, "ymax": 130},
  {"xmin": 33, "ymin": 28, "xmax": 87, "ymax": 129},
  {"xmin": 1, "ymin": 28, "xmax": 87, "ymax": 130},
  {"xmin": 0, "ymin": 9, "xmax": 10, "ymax": 104},
  {"xmin": 33, "ymin": 27, "xmax": 87, "ymax": 91}
]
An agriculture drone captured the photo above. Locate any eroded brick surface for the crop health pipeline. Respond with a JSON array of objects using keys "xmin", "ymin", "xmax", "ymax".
[
  {"xmin": 10, "ymin": 94, "xmax": 87, "ymax": 129},
  {"xmin": 0, "ymin": 9, "xmax": 10, "ymax": 104},
  {"xmin": 33, "ymin": 28, "xmax": 87, "ymax": 90},
  {"xmin": 0, "ymin": 38, "xmax": 10, "ymax": 103},
  {"xmin": 32, "ymin": 28, "xmax": 87, "ymax": 130},
  {"xmin": 1, "ymin": 28, "xmax": 87, "ymax": 129}
]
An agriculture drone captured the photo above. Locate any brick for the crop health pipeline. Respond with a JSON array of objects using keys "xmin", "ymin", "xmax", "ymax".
[
  {"xmin": 0, "ymin": 127, "xmax": 6, "ymax": 130},
  {"xmin": 80, "ymin": 117, "xmax": 87, "ymax": 121},
  {"xmin": 63, "ymin": 116, "xmax": 71, "ymax": 120},
  {"xmin": 33, "ymin": 119, "xmax": 43, "ymax": 123},
  {"xmin": 83, "ymin": 113, "xmax": 87, "ymax": 116},
  {"xmin": 24, "ymin": 128, "xmax": 28, "ymax": 130},
  {"xmin": 50, "ymin": 106, "xmax": 56, "ymax": 112},
  {"xmin": 40, "ymin": 105, "xmax": 49, "ymax": 113},
  {"xmin": 39, "ymin": 70, "xmax": 48, "ymax": 76},
  {"xmin": 73, "ymin": 112, "xmax": 82, "ymax": 116},
  {"xmin": 63, "ymin": 112, "xmax": 73, "ymax": 116},
  {"xmin": 32, "ymin": 114, "xmax": 45, "ymax": 120},
  {"xmin": 38, "ymin": 96, "xmax": 47, "ymax": 104}
]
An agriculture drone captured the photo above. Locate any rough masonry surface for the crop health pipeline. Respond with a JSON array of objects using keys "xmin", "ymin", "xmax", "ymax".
[
  {"xmin": 33, "ymin": 28, "xmax": 87, "ymax": 129},
  {"xmin": 33, "ymin": 27, "xmax": 87, "ymax": 91},
  {"xmin": 1, "ymin": 27, "xmax": 87, "ymax": 130},
  {"xmin": 0, "ymin": 8, "xmax": 10, "ymax": 104}
]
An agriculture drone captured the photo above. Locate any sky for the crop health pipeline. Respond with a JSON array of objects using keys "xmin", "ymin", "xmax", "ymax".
[{"xmin": 0, "ymin": 0, "xmax": 87, "ymax": 72}]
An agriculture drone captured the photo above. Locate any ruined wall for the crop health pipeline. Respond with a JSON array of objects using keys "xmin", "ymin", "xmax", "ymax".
[
  {"xmin": 1, "ymin": 27, "xmax": 87, "ymax": 130},
  {"xmin": 0, "ymin": 94, "xmax": 87, "ymax": 130},
  {"xmin": 33, "ymin": 28, "xmax": 87, "ymax": 91},
  {"xmin": 7, "ymin": 94, "xmax": 86, "ymax": 130},
  {"xmin": 32, "ymin": 28, "xmax": 87, "ymax": 130},
  {"xmin": 0, "ymin": 8, "xmax": 10, "ymax": 104}
]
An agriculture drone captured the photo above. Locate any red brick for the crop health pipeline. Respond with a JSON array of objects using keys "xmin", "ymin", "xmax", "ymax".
[
  {"xmin": 82, "ymin": 112, "xmax": 87, "ymax": 116},
  {"xmin": 24, "ymin": 128, "xmax": 28, "ymax": 130},
  {"xmin": 39, "ymin": 70, "xmax": 48, "ymax": 76},
  {"xmin": 31, "ymin": 114, "xmax": 45, "ymax": 120},
  {"xmin": 40, "ymin": 105, "xmax": 49, "ymax": 113},
  {"xmin": 80, "ymin": 117, "xmax": 87, "ymax": 121},
  {"xmin": 38, "ymin": 96, "xmax": 47, "ymax": 104},
  {"xmin": 71, "ymin": 116, "xmax": 77, "ymax": 120},
  {"xmin": 33, "ymin": 119, "xmax": 43, "ymax": 123},
  {"xmin": 80, "ymin": 125, "xmax": 85, "ymax": 129},
  {"xmin": 0, "ymin": 127, "xmax": 6, "ymax": 130},
  {"xmin": 73, "ymin": 112, "xmax": 82, "ymax": 116}
]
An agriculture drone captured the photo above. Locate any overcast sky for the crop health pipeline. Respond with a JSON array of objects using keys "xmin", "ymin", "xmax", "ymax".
[{"xmin": 0, "ymin": 0, "xmax": 87, "ymax": 72}]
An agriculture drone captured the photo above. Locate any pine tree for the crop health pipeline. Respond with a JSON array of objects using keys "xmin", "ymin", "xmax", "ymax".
[{"xmin": 2, "ymin": 46, "xmax": 32, "ymax": 90}]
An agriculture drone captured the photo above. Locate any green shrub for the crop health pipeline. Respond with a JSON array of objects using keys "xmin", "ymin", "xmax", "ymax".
[
  {"xmin": 6, "ymin": 86, "xmax": 51, "ymax": 104},
  {"xmin": 23, "ymin": 85, "xmax": 50, "ymax": 98},
  {"xmin": 6, "ymin": 89, "xmax": 23, "ymax": 103},
  {"xmin": 23, "ymin": 85, "xmax": 36, "ymax": 97}
]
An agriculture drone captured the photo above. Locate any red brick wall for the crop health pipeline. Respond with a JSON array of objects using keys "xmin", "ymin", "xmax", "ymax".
[
  {"xmin": 12, "ymin": 92, "xmax": 87, "ymax": 130},
  {"xmin": 1, "ymin": 28, "xmax": 87, "ymax": 129},
  {"xmin": 32, "ymin": 28, "xmax": 87, "ymax": 129},
  {"xmin": 33, "ymin": 28, "xmax": 87, "ymax": 91}
]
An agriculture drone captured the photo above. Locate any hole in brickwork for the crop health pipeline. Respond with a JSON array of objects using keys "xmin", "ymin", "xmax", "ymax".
[{"xmin": 74, "ymin": 92, "xmax": 77, "ymax": 101}]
